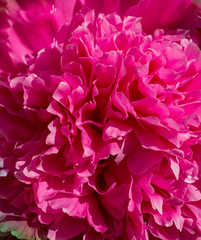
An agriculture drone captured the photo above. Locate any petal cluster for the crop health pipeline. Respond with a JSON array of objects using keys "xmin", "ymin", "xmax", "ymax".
[{"xmin": 1, "ymin": 1, "xmax": 201, "ymax": 240}]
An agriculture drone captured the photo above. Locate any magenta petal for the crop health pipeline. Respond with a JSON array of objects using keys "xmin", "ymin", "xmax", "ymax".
[
  {"xmin": 87, "ymin": 196, "xmax": 107, "ymax": 233},
  {"xmin": 133, "ymin": 97, "xmax": 169, "ymax": 119},
  {"xmin": 35, "ymin": 177, "xmax": 57, "ymax": 203},
  {"xmin": 84, "ymin": 228, "xmax": 105, "ymax": 240},
  {"xmin": 49, "ymin": 195, "xmax": 88, "ymax": 218},
  {"xmin": 126, "ymin": 0, "xmax": 194, "ymax": 33},
  {"xmin": 103, "ymin": 119, "xmax": 132, "ymax": 141},
  {"xmin": 100, "ymin": 184, "xmax": 129, "ymax": 219},
  {"xmin": 149, "ymin": 194, "xmax": 163, "ymax": 214},
  {"xmin": 127, "ymin": 146, "xmax": 163, "ymax": 175},
  {"xmin": 47, "ymin": 213, "xmax": 89, "ymax": 240},
  {"xmin": 1, "ymin": 2, "xmax": 201, "ymax": 240}
]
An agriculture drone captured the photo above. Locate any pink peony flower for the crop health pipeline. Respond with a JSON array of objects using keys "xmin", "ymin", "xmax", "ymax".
[{"xmin": 1, "ymin": 0, "xmax": 201, "ymax": 239}]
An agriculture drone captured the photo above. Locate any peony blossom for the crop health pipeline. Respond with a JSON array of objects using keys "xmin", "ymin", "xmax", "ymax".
[{"xmin": 1, "ymin": 0, "xmax": 201, "ymax": 239}]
